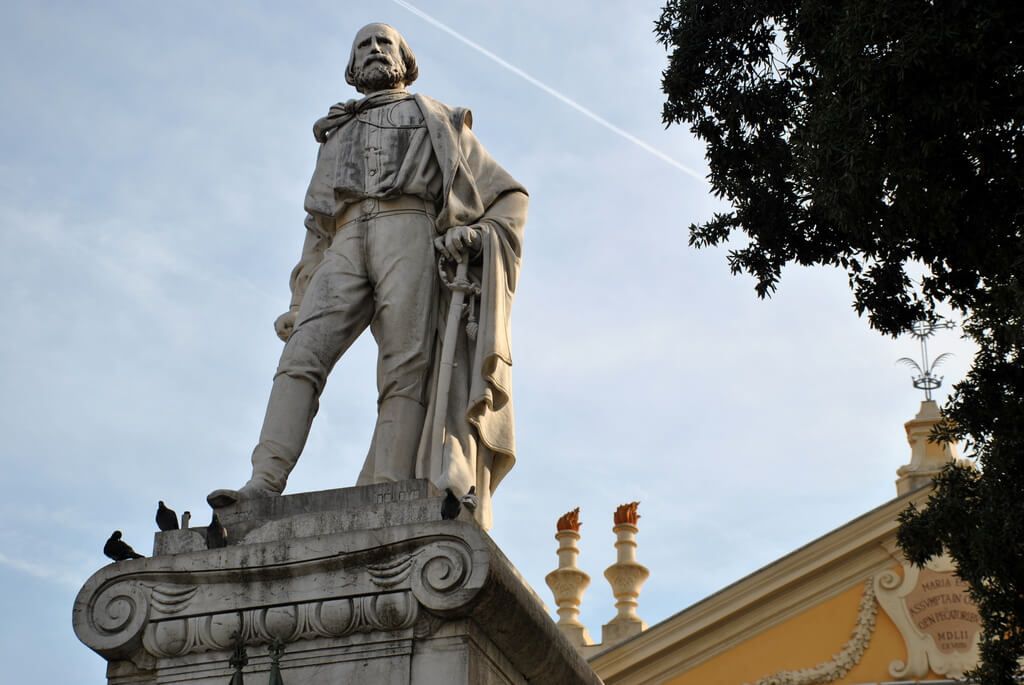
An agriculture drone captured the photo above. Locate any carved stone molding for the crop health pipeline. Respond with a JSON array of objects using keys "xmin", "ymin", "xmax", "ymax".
[
  {"xmin": 745, "ymin": 578, "xmax": 878, "ymax": 685},
  {"xmin": 370, "ymin": 540, "xmax": 475, "ymax": 611},
  {"xmin": 73, "ymin": 526, "xmax": 482, "ymax": 661},
  {"xmin": 874, "ymin": 554, "xmax": 980, "ymax": 679},
  {"xmin": 141, "ymin": 591, "xmax": 419, "ymax": 658},
  {"xmin": 73, "ymin": 483, "xmax": 602, "ymax": 685}
]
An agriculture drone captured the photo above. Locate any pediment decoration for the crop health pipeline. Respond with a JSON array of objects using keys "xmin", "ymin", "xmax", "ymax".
[
  {"xmin": 873, "ymin": 554, "xmax": 981, "ymax": 679},
  {"xmin": 745, "ymin": 579, "xmax": 877, "ymax": 685}
]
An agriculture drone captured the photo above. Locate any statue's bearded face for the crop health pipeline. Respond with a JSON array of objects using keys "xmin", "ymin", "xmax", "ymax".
[{"xmin": 350, "ymin": 24, "xmax": 407, "ymax": 94}]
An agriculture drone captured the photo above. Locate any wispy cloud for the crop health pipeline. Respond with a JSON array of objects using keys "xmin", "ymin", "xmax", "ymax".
[
  {"xmin": 0, "ymin": 552, "xmax": 83, "ymax": 589},
  {"xmin": 0, "ymin": 205, "xmax": 274, "ymax": 307},
  {"xmin": 392, "ymin": 0, "xmax": 706, "ymax": 182}
]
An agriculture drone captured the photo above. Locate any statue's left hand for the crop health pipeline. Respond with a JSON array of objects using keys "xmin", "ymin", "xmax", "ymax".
[
  {"xmin": 274, "ymin": 310, "xmax": 297, "ymax": 342},
  {"xmin": 435, "ymin": 225, "xmax": 481, "ymax": 262}
]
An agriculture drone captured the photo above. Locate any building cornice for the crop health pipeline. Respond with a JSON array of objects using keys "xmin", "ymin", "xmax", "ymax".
[{"xmin": 589, "ymin": 488, "xmax": 932, "ymax": 684}]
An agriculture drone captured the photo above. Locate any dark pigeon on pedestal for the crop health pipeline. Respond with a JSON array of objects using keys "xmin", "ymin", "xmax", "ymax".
[
  {"xmin": 156, "ymin": 501, "xmax": 179, "ymax": 531},
  {"xmin": 441, "ymin": 488, "xmax": 461, "ymax": 520},
  {"xmin": 206, "ymin": 513, "xmax": 228, "ymax": 549},
  {"xmin": 459, "ymin": 486, "xmax": 478, "ymax": 515},
  {"xmin": 104, "ymin": 531, "xmax": 145, "ymax": 561}
]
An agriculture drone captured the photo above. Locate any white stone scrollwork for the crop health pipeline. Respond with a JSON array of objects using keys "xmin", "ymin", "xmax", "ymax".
[
  {"xmin": 369, "ymin": 540, "xmax": 474, "ymax": 610},
  {"xmin": 368, "ymin": 550, "xmax": 421, "ymax": 588},
  {"xmin": 746, "ymin": 579, "xmax": 878, "ymax": 685},
  {"xmin": 409, "ymin": 541, "xmax": 473, "ymax": 610},
  {"xmin": 874, "ymin": 555, "xmax": 980, "ymax": 679},
  {"xmin": 78, "ymin": 580, "xmax": 151, "ymax": 657},
  {"xmin": 143, "ymin": 583, "xmax": 198, "ymax": 616},
  {"xmin": 80, "ymin": 534, "xmax": 478, "ymax": 662}
]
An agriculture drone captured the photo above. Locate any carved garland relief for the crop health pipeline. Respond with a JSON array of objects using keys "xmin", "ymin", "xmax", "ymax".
[
  {"xmin": 743, "ymin": 558, "xmax": 982, "ymax": 685},
  {"xmin": 745, "ymin": 579, "xmax": 878, "ymax": 685}
]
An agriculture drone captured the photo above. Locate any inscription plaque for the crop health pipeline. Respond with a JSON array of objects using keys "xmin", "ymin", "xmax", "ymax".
[
  {"xmin": 875, "ymin": 554, "xmax": 981, "ymax": 679},
  {"xmin": 905, "ymin": 568, "xmax": 980, "ymax": 654}
]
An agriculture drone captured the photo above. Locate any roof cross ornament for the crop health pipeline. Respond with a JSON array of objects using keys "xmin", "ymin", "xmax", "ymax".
[{"xmin": 897, "ymin": 319, "xmax": 956, "ymax": 400}]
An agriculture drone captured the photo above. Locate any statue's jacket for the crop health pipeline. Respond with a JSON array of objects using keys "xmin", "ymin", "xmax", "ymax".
[{"xmin": 298, "ymin": 92, "xmax": 528, "ymax": 529}]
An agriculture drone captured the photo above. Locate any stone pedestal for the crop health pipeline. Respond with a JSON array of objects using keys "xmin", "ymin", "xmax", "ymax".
[{"xmin": 73, "ymin": 480, "xmax": 601, "ymax": 685}]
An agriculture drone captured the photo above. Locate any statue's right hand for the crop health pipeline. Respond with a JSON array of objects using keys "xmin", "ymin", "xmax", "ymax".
[{"xmin": 274, "ymin": 310, "xmax": 297, "ymax": 342}]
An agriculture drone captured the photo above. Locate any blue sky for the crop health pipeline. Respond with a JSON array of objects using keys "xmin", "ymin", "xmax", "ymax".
[{"xmin": 0, "ymin": 2, "xmax": 974, "ymax": 681}]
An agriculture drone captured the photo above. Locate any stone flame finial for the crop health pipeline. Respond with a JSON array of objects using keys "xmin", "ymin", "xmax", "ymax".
[
  {"xmin": 545, "ymin": 508, "xmax": 593, "ymax": 648},
  {"xmin": 557, "ymin": 507, "xmax": 582, "ymax": 532},
  {"xmin": 602, "ymin": 501, "xmax": 649, "ymax": 646},
  {"xmin": 613, "ymin": 502, "xmax": 640, "ymax": 526}
]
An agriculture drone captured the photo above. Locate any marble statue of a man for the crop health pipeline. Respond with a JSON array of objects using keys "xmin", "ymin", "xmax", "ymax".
[{"xmin": 208, "ymin": 23, "xmax": 527, "ymax": 529}]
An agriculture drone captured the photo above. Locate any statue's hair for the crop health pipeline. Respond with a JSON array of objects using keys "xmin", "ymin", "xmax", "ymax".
[{"xmin": 345, "ymin": 24, "xmax": 419, "ymax": 89}]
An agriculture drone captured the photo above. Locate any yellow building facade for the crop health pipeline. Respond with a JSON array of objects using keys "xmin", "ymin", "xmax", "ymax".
[{"xmin": 552, "ymin": 401, "xmax": 982, "ymax": 685}]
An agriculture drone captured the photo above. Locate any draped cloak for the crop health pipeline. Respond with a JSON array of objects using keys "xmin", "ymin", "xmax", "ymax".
[{"xmin": 301, "ymin": 93, "xmax": 528, "ymax": 529}]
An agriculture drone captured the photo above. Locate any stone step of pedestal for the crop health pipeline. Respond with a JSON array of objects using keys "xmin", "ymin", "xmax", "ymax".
[
  {"xmin": 217, "ymin": 478, "xmax": 440, "ymax": 527},
  {"xmin": 154, "ymin": 480, "xmax": 473, "ymax": 556}
]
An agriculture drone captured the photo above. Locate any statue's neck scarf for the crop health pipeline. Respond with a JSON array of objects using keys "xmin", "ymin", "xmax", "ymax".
[{"xmin": 312, "ymin": 90, "xmax": 412, "ymax": 143}]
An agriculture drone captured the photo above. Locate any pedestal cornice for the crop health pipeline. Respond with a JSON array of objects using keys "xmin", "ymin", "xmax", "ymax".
[{"xmin": 74, "ymin": 490, "xmax": 601, "ymax": 685}]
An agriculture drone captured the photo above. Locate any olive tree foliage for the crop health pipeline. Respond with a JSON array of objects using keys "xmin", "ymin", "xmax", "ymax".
[{"xmin": 654, "ymin": 1, "xmax": 1023, "ymax": 681}]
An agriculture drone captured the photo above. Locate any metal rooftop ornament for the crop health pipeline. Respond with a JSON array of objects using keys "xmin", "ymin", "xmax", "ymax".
[
  {"xmin": 897, "ymin": 319, "xmax": 956, "ymax": 400},
  {"xmin": 268, "ymin": 640, "xmax": 285, "ymax": 685},
  {"xmin": 228, "ymin": 632, "xmax": 247, "ymax": 685}
]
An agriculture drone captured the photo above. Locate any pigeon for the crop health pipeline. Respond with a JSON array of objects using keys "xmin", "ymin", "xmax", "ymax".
[
  {"xmin": 206, "ymin": 513, "xmax": 228, "ymax": 549},
  {"xmin": 156, "ymin": 501, "xmax": 179, "ymax": 531},
  {"xmin": 180, "ymin": 511, "xmax": 191, "ymax": 529},
  {"xmin": 441, "ymin": 488, "xmax": 461, "ymax": 520},
  {"xmin": 104, "ymin": 531, "xmax": 145, "ymax": 561},
  {"xmin": 459, "ymin": 486, "xmax": 478, "ymax": 515}
]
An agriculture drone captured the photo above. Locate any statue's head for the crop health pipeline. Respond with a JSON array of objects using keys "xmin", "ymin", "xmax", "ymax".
[{"xmin": 346, "ymin": 23, "xmax": 419, "ymax": 95}]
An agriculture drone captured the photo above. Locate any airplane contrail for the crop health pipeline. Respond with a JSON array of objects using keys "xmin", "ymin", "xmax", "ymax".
[{"xmin": 391, "ymin": 0, "xmax": 705, "ymax": 182}]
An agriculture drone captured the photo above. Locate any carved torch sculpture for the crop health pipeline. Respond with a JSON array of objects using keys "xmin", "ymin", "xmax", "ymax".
[
  {"xmin": 544, "ymin": 508, "xmax": 593, "ymax": 648},
  {"xmin": 601, "ymin": 501, "xmax": 649, "ymax": 645}
]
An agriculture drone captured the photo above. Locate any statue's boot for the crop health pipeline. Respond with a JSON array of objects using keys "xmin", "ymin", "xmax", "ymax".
[
  {"xmin": 357, "ymin": 396, "xmax": 426, "ymax": 485},
  {"xmin": 207, "ymin": 373, "xmax": 318, "ymax": 508}
]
